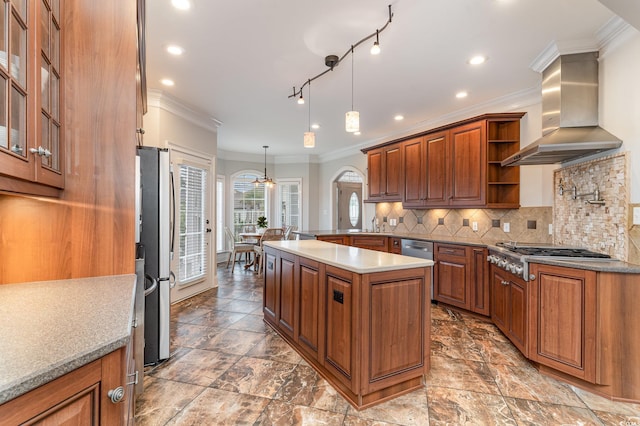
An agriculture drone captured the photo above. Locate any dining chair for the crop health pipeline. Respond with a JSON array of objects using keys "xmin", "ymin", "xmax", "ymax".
[
  {"xmin": 224, "ymin": 226, "xmax": 255, "ymax": 273},
  {"xmin": 283, "ymin": 225, "xmax": 298, "ymax": 240},
  {"xmin": 254, "ymin": 228, "xmax": 285, "ymax": 274}
]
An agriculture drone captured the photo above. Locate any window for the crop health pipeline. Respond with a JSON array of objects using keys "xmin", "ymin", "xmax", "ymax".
[
  {"xmin": 277, "ymin": 178, "xmax": 301, "ymax": 229},
  {"xmin": 216, "ymin": 175, "xmax": 224, "ymax": 252},
  {"xmin": 178, "ymin": 164, "xmax": 207, "ymax": 283},
  {"xmin": 232, "ymin": 172, "xmax": 266, "ymax": 237}
]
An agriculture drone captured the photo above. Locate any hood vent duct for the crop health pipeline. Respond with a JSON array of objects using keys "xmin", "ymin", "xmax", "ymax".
[{"xmin": 502, "ymin": 52, "xmax": 621, "ymax": 166}]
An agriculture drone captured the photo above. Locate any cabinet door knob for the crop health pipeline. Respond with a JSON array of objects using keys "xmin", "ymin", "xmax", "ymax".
[
  {"xmin": 107, "ymin": 386, "xmax": 125, "ymax": 403},
  {"xmin": 529, "ymin": 274, "xmax": 536, "ymax": 281}
]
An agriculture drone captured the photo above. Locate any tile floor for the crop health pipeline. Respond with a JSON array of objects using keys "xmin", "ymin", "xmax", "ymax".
[{"xmin": 135, "ymin": 265, "xmax": 640, "ymax": 425}]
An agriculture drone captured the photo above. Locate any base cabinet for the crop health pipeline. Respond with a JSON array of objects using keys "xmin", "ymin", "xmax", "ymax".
[
  {"xmin": 434, "ymin": 243, "xmax": 489, "ymax": 316},
  {"xmin": 528, "ymin": 264, "xmax": 597, "ymax": 382},
  {"xmin": 0, "ymin": 346, "xmax": 133, "ymax": 425},
  {"xmin": 490, "ymin": 266, "xmax": 528, "ymax": 356},
  {"xmin": 263, "ymin": 246, "xmax": 430, "ymax": 409}
]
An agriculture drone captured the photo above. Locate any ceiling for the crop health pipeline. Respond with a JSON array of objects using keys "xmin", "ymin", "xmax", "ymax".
[{"xmin": 145, "ymin": 0, "xmax": 620, "ymax": 159}]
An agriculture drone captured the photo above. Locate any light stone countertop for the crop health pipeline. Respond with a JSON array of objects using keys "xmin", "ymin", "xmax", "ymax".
[
  {"xmin": 264, "ymin": 240, "xmax": 434, "ymax": 273},
  {"xmin": 0, "ymin": 274, "xmax": 136, "ymax": 404}
]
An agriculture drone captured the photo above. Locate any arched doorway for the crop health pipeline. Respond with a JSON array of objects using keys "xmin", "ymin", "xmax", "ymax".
[{"xmin": 335, "ymin": 170, "xmax": 363, "ymax": 230}]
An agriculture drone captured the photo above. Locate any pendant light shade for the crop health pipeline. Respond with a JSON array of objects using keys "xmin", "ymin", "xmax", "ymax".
[
  {"xmin": 303, "ymin": 80, "xmax": 315, "ymax": 148},
  {"xmin": 345, "ymin": 111, "xmax": 359, "ymax": 133},
  {"xmin": 304, "ymin": 131, "xmax": 315, "ymax": 148}
]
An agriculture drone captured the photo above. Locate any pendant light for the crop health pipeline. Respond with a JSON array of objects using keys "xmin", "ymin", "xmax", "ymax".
[
  {"xmin": 345, "ymin": 46, "xmax": 359, "ymax": 133},
  {"xmin": 370, "ymin": 30, "xmax": 381, "ymax": 55},
  {"xmin": 252, "ymin": 146, "xmax": 275, "ymax": 187},
  {"xmin": 303, "ymin": 80, "xmax": 315, "ymax": 148}
]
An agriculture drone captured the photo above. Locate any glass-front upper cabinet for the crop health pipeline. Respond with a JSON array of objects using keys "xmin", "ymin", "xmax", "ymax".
[{"xmin": 0, "ymin": 0, "xmax": 64, "ymax": 194}]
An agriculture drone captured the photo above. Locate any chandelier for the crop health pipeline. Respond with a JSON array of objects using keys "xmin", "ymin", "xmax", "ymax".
[{"xmin": 252, "ymin": 145, "xmax": 275, "ymax": 187}]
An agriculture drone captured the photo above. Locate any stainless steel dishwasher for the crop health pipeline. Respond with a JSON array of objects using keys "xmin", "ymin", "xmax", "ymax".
[{"xmin": 401, "ymin": 239, "xmax": 435, "ymax": 301}]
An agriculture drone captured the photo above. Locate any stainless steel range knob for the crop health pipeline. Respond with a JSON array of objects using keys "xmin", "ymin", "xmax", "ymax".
[
  {"xmin": 498, "ymin": 259, "xmax": 507, "ymax": 268},
  {"xmin": 514, "ymin": 265, "xmax": 524, "ymax": 276}
]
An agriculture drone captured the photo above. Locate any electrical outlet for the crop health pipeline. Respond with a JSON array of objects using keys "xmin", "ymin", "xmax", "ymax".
[
  {"xmin": 548, "ymin": 224, "xmax": 553, "ymax": 235},
  {"xmin": 390, "ymin": 218, "xmax": 397, "ymax": 226},
  {"xmin": 634, "ymin": 207, "xmax": 640, "ymax": 225},
  {"xmin": 472, "ymin": 221, "xmax": 478, "ymax": 231},
  {"xmin": 503, "ymin": 222, "xmax": 510, "ymax": 233}
]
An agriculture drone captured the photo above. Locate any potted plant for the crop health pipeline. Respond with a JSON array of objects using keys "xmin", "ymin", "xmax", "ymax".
[{"xmin": 256, "ymin": 216, "xmax": 268, "ymax": 233}]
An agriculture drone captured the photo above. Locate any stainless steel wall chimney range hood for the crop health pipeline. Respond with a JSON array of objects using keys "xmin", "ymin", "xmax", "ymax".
[{"xmin": 502, "ymin": 52, "xmax": 622, "ymax": 166}]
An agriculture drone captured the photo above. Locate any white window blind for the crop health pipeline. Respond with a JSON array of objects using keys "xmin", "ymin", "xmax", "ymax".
[
  {"xmin": 278, "ymin": 180, "xmax": 301, "ymax": 228},
  {"xmin": 178, "ymin": 164, "xmax": 207, "ymax": 283}
]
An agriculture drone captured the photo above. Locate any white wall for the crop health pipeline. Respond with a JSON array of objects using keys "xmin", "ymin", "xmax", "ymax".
[{"xmin": 599, "ymin": 29, "xmax": 640, "ymax": 202}]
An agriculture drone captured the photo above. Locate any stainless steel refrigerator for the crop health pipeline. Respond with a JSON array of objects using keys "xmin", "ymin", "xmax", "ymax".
[{"xmin": 137, "ymin": 146, "xmax": 174, "ymax": 365}]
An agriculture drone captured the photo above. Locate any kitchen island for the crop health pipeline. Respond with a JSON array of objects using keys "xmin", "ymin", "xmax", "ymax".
[
  {"xmin": 0, "ymin": 275, "xmax": 136, "ymax": 424},
  {"xmin": 262, "ymin": 240, "xmax": 434, "ymax": 409}
]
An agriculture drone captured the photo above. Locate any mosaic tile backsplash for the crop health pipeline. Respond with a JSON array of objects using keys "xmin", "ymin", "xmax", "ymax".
[
  {"xmin": 374, "ymin": 204, "xmax": 553, "ymax": 244},
  {"xmin": 554, "ymin": 152, "xmax": 630, "ymax": 262}
]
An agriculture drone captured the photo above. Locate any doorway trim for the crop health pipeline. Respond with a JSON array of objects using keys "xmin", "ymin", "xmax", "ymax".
[{"xmin": 328, "ymin": 166, "xmax": 367, "ymax": 230}]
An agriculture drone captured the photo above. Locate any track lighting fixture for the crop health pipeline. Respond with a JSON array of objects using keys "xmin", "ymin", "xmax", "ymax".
[
  {"xmin": 252, "ymin": 146, "xmax": 275, "ymax": 187},
  {"xmin": 289, "ymin": 5, "xmax": 393, "ymax": 133},
  {"xmin": 297, "ymin": 93, "xmax": 305, "ymax": 105}
]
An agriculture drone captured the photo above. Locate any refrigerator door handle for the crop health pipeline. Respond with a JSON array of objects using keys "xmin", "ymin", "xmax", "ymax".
[
  {"xmin": 169, "ymin": 271, "xmax": 176, "ymax": 289},
  {"xmin": 170, "ymin": 169, "xmax": 176, "ymax": 260},
  {"xmin": 144, "ymin": 274, "xmax": 158, "ymax": 297}
]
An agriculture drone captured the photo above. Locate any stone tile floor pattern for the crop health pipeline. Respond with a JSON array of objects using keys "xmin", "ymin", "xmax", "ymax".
[{"xmin": 135, "ymin": 264, "xmax": 640, "ymax": 425}]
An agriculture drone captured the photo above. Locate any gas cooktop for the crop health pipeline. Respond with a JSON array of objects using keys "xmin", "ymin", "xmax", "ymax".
[{"xmin": 495, "ymin": 242, "xmax": 611, "ymax": 259}]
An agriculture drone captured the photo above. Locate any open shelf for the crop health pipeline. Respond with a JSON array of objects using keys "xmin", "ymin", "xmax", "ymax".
[{"xmin": 486, "ymin": 120, "xmax": 521, "ymax": 207}]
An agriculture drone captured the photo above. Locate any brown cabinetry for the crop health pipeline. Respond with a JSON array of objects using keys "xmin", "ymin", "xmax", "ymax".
[
  {"xmin": 263, "ymin": 245, "xmax": 430, "ymax": 409},
  {"xmin": 490, "ymin": 265, "xmax": 528, "ymax": 356},
  {"xmin": 317, "ymin": 235, "xmax": 348, "ymax": 245},
  {"xmin": 367, "ymin": 113, "xmax": 524, "ymax": 209},
  {"xmin": 434, "ymin": 243, "xmax": 489, "ymax": 316},
  {"xmin": 389, "ymin": 237, "xmax": 402, "ymax": 254},
  {"xmin": 528, "ymin": 263, "xmax": 596, "ymax": 382},
  {"xmin": 366, "ymin": 143, "xmax": 402, "ymax": 202},
  {"xmin": 0, "ymin": 0, "xmax": 64, "ymax": 195},
  {"xmin": 349, "ymin": 234, "xmax": 389, "ymax": 252},
  {"xmin": 0, "ymin": 346, "xmax": 133, "ymax": 425}
]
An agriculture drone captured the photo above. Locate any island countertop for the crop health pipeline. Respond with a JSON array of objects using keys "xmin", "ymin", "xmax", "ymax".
[
  {"xmin": 0, "ymin": 274, "xmax": 136, "ymax": 404},
  {"xmin": 264, "ymin": 239, "xmax": 434, "ymax": 273}
]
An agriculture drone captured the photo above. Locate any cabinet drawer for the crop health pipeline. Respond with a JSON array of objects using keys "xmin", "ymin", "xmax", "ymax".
[
  {"xmin": 435, "ymin": 244, "xmax": 466, "ymax": 258},
  {"xmin": 349, "ymin": 236, "xmax": 389, "ymax": 252}
]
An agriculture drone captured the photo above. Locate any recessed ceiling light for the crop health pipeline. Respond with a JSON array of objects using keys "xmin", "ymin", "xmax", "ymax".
[
  {"xmin": 161, "ymin": 78, "xmax": 175, "ymax": 87},
  {"xmin": 311, "ymin": 124, "xmax": 320, "ymax": 130},
  {"xmin": 171, "ymin": 0, "xmax": 191, "ymax": 11},
  {"xmin": 394, "ymin": 115, "xmax": 404, "ymax": 121},
  {"xmin": 468, "ymin": 55, "xmax": 486, "ymax": 65},
  {"xmin": 456, "ymin": 91, "xmax": 468, "ymax": 99},
  {"xmin": 166, "ymin": 45, "xmax": 185, "ymax": 56},
  {"xmin": 354, "ymin": 131, "xmax": 361, "ymax": 136}
]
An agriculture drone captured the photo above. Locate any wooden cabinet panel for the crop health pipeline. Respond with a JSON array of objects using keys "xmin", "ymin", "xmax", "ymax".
[
  {"xmin": 298, "ymin": 261, "xmax": 320, "ymax": 358},
  {"xmin": 471, "ymin": 248, "xmax": 490, "ymax": 316},
  {"xmin": 402, "ymin": 137, "xmax": 424, "ymax": 205},
  {"xmin": 449, "ymin": 121, "xmax": 486, "ymax": 206},
  {"xmin": 278, "ymin": 254, "xmax": 296, "ymax": 337},
  {"xmin": 490, "ymin": 265, "xmax": 527, "ymax": 356},
  {"xmin": 434, "ymin": 243, "xmax": 470, "ymax": 310},
  {"xmin": 369, "ymin": 279, "xmax": 423, "ymax": 380},
  {"xmin": 263, "ymin": 251, "xmax": 277, "ymax": 323},
  {"xmin": 325, "ymin": 273, "xmax": 353, "ymax": 382},
  {"xmin": 528, "ymin": 264, "xmax": 596, "ymax": 382},
  {"xmin": 424, "ymin": 132, "xmax": 448, "ymax": 205},
  {"xmin": 32, "ymin": 385, "xmax": 99, "ymax": 425},
  {"xmin": 389, "ymin": 237, "xmax": 402, "ymax": 254},
  {"xmin": 367, "ymin": 151, "xmax": 383, "ymax": 199},
  {"xmin": 366, "ymin": 143, "xmax": 402, "ymax": 202},
  {"xmin": 349, "ymin": 235, "xmax": 389, "ymax": 252},
  {"xmin": 509, "ymin": 278, "xmax": 527, "ymax": 355},
  {"xmin": 317, "ymin": 235, "xmax": 348, "ymax": 245}
]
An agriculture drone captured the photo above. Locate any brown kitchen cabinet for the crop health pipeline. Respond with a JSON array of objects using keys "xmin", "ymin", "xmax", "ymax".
[
  {"xmin": 490, "ymin": 265, "xmax": 528, "ymax": 356},
  {"xmin": 433, "ymin": 243, "xmax": 489, "ymax": 316},
  {"xmin": 366, "ymin": 142, "xmax": 402, "ymax": 202},
  {"xmin": 528, "ymin": 263, "xmax": 597, "ymax": 382},
  {"xmin": 263, "ymin": 244, "xmax": 430, "ymax": 409},
  {"xmin": 367, "ymin": 113, "xmax": 524, "ymax": 209},
  {"xmin": 349, "ymin": 234, "xmax": 389, "ymax": 252},
  {"xmin": 389, "ymin": 237, "xmax": 402, "ymax": 254},
  {"xmin": 317, "ymin": 235, "xmax": 349, "ymax": 245},
  {"xmin": 0, "ymin": 345, "xmax": 133, "ymax": 425},
  {"xmin": 0, "ymin": 0, "xmax": 64, "ymax": 196}
]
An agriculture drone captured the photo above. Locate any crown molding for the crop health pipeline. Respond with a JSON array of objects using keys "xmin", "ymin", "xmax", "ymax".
[
  {"xmin": 217, "ymin": 149, "xmax": 320, "ymax": 164},
  {"xmin": 597, "ymin": 16, "xmax": 637, "ymax": 57},
  {"xmin": 147, "ymin": 89, "xmax": 222, "ymax": 132}
]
